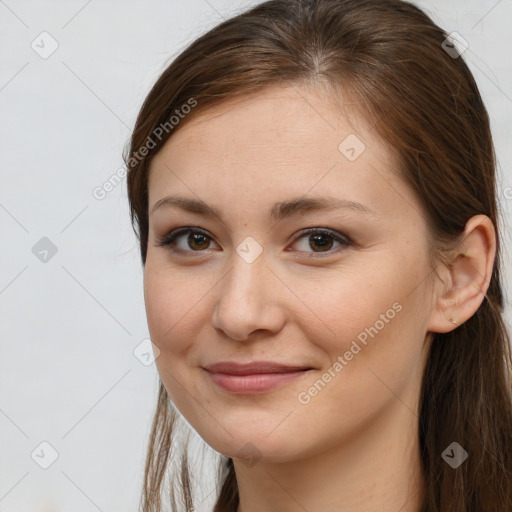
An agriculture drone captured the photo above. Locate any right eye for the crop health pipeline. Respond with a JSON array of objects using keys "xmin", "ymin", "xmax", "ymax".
[{"xmin": 155, "ymin": 227, "xmax": 220, "ymax": 255}]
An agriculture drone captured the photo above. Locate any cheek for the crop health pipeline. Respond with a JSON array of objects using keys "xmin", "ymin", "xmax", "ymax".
[
  {"xmin": 301, "ymin": 262, "xmax": 427, "ymax": 409},
  {"xmin": 295, "ymin": 256, "xmax": 423, "ymax": 379},
  {"xmin": 294, "ymin": 286, "xmax": 423, "ymax": 445},
  {"xmin": 144, "ymin": 269, "xmax": 205, "ymax": 409},
  {"xmin": 143, "ymin": 267, "xmax": 200, "ymax": 355},
  {"xmin": 293, "ymin": 263, "xmax": 399, "ymax": 343}
]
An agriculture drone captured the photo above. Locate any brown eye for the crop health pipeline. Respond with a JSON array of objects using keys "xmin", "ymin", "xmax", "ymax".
[
  {"xmin": 155, "ymin": 228, "xmax": 219, "ymax": 254},
  {"xmin": 308, "ymin": 233, "xmax": 334, "ymax": 252},
  {"xmin": 186, "ymin": 232, "xmax": 211, "ymax": 250},
  {"xmin": 290, "ymin": 228, "xmax": 352, "ymax": 256}
]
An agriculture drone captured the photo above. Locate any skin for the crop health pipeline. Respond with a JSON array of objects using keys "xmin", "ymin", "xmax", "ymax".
[{"xmin": 143, "ymin": 83, "xmax": 496, "ymax": 512}]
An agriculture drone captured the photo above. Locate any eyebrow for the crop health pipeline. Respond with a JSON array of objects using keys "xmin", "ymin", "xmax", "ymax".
[{"xmin": 150, "ymin": 195, "xmax": 380, "ymax": 221}]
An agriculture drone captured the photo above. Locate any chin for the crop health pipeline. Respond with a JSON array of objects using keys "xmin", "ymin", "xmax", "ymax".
[{"xmin": 196, "ymin": 425, "xmax": 308, "ymax": 465}]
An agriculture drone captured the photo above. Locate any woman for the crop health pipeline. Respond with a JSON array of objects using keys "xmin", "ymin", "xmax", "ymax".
[{"xmin": 124, "ymin": 0, "xmax": 512, "ymax": 510}]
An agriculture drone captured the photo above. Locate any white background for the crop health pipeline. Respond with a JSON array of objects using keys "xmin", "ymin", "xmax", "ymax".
[{"xmin": 1, "ymin": 1, "xmax": 511, "ymax": 511}]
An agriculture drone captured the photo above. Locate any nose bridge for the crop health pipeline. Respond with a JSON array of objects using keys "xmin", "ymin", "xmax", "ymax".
[
  {"xmin": 221, "ymin": 249, "xmax": 268, "ymax": 317},
  {"xmin": 228, "ymin": 231, "xmax": 269, "ymax": 292},
  {"xmin": 212, "ymin": 248, "xmax": 284, "ymax": 340}
]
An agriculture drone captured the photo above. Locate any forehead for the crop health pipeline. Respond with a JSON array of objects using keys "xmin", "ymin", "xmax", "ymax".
[
  {"xmin": 152, "ymin": 84, "xmax": 376, "ymax": 166},
  {"xmin": 147, "ymin": 84, "xmax": 420, "ymax": 224}
]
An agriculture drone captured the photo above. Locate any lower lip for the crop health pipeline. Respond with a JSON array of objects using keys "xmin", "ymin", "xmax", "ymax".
[{"xmin": 205, "ymin": 370, "xmax": 311, "ymax": 394}]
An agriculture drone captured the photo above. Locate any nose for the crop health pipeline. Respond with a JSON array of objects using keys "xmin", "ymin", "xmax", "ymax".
[{"xmin": 211, "ymin": 252, "xmax": 287, "ymax": 341}]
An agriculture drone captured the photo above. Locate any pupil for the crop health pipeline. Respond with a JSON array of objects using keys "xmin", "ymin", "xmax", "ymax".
[{"xmin": 310, "ymin": 234, "xmax": 332, "ymax": 252}]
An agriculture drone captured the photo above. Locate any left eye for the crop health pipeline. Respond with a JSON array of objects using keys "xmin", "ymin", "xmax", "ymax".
[
  {"xmin": 155, "ymin": 227, "xmax": 352, "ymax": 256},
  {"xmin": 291, "ymin": 228, "xmax": 351, "ymax": 255}
]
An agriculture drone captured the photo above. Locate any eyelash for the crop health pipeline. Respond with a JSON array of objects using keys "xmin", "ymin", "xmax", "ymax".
[{"xmin": 155, "ymin": 226, "xmax": 353, "ymax": 258}]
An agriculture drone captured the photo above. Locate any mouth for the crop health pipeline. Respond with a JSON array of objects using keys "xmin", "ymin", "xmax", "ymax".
[
  {"xmin": 202, "ymin": 361, "xmax": 314, "ymax": 394},
  {"xmin": 203, "ymin": 361, "xmax": 314, "ymax": 375}
]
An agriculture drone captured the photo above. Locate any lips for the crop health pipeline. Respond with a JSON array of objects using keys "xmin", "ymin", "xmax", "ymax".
[
  {"xmin": 203, "ymin": 361, "xmax": 313, "ymax": 375},
  {"xmin": 203, "ymin": 362, "xmax": 313, "ymax": 394}
]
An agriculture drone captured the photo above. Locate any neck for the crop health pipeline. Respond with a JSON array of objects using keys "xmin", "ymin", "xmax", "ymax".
[{"xmin": 234, "ymin": 398, "xmax": 425, "ymax": 512}]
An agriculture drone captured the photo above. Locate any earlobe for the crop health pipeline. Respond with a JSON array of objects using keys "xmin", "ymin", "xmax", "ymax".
[{"xmin": 427, "ymin": 214, "xmax": 496, "ymax": 334}]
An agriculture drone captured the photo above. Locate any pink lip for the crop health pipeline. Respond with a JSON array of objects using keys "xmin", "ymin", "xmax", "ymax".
[{"xmin": 202, "ymin": 361, "xmax": 313, "ymax": 394}]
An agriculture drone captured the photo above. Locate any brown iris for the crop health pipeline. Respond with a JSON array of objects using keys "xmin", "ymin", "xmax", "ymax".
[
  {"xmin": 188, "ymin": 232, "xmax": 210, "ymax": 250},
  {"xmin": 308, "ymin": 233, "xmax": 334, "ymax": 252}
]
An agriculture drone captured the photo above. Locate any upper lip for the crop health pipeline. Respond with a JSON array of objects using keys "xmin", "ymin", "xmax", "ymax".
[{"xmin": 203, "ymin": 361, "xmax": 313, "ymax": 375}]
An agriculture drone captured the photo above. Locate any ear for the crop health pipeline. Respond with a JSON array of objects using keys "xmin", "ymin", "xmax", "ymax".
[{"xmin": 427, "ymin": 214, "xmax": 496, "ymax": 334}]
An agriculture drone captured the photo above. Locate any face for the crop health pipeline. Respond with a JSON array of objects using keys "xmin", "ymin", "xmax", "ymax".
[{"xmin": 144, "ymin": 84, "xmax": 436, "ymax": 462}]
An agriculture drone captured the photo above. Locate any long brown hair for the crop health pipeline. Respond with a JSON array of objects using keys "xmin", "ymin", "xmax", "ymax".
[{"xmin": 124, "ymin": 1, "xmax": 512, "ymax": 510}]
